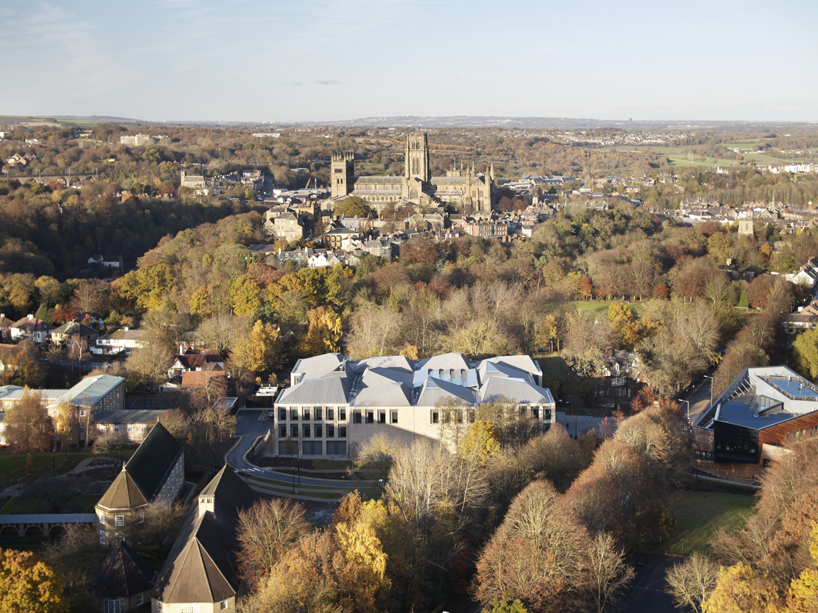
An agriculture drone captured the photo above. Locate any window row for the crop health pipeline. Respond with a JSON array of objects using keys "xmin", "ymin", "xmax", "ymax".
[
  {"xmin": 278, "ymin": 407, "xmax": 347, "ymax": 422},
  {"xmin": 352, "ymin": 410, "xmax": 399, "ymax": 424},
  {"xmin": 279, "ymin": 424, "xmax": 346, "ymax": 439}
]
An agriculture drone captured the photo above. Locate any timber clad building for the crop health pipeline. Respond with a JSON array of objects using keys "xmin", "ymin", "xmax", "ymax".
[
  {"xmin": 692, "ymin": 365, "xmax": 818, "ymax": 482},
  {"xmin": 330, "ymin": 132, "xmax": 495, "ymax": 213},
  {"xmin": 272, "ymin": 352, "xmax": 556, "ymax": 458}
]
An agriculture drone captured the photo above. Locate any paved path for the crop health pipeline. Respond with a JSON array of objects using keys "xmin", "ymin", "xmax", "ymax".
[
  {"xmin": 679, "ymin": 375, "xmax": 714, "ymax": 426},
  {"xmin": 224, "ymin": 411, "xmax": 373, "ymax": 498}
]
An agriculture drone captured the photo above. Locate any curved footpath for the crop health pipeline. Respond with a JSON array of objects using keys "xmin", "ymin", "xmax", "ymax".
[{"xmin": 225, "ymin": 410, "xmax": 374, "ymax": 501}]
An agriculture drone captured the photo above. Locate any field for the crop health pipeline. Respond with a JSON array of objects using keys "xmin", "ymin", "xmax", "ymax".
[
  {"xmin": 0, "ymin": 451, "xmax": 97, "ymax": 485},
  {"xmin": 0, "ymin": 495, "xmax": 98, "ymax": 515},
  {"xmin": 661, "ymin": 488, "xmax": 757, "ymax": 555}
]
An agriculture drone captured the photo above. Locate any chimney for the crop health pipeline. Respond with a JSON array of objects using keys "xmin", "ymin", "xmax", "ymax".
[{"xmin": 198, "ymin": 494, "xmax": 215, "ymax": 519}]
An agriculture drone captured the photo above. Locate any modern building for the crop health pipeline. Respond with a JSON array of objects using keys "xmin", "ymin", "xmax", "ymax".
[
  {"xmin": 94, "ymin": 409, "xmax": 165, "ymax": 444},
  {"xmin": 95, "ymin": 422, "xmax": 184, "ymax": 545},
  {"xmin": 272, "ymin": 352, "xmax": 555, "ymax": 458},
  {"xmin": 330, "ymin": 133, "xmax": 495, "ymax": 213},
  {"xmin": 151, "ymin": 465, "xmax": 257, "ymax": 613},
  {"xmin": 692, "ymin": 365, "xmax": 818, "ymax": 482}
]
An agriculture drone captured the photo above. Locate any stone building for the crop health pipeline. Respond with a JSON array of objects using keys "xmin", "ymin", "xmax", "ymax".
[{"xmin": 330, "ymin": 133, "xmax": 494, "ymax": 213}]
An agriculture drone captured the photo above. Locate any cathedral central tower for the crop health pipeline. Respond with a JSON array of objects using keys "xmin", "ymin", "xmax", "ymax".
[{"xmin": 405, "ymin": 132, "xmax": 431, "ymax": 183}]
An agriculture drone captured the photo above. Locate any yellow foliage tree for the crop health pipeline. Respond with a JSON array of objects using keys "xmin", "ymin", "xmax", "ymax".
[
  {"xmin": 459, "ymin": 420, "xmax": 501, "ymax": 467},
  {"xmin": 702, "ymin": 563, "xmax": 783, "ymax": 613},
  {"xmin": 0, "ymin": 548, "xmax": 69, "ymax": 613},
  {"xmin": 302, "ymin": 307, "xmax": 343, "ymax": 355},
  {"xmin": 228, "ymin": 275, "xmax": 263, "ymax": 316},
  {"xmin": 231, "ymin": 321, "xmax": 279, "ymax": 373},
  {"xmin": 189, "ymin": 285, "xmax": 211, "ymax": 317},
  {"xmin": 608, "ymin": 302, "xmax": 644, "ymax": 350},
  {"xmin": 785, "ymin": 524, "xmax": 818, "ymax": 613}
]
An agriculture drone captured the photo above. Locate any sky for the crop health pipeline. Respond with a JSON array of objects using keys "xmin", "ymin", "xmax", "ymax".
[{"xmin": 1, "ymin": 0, "xmax": 817, "ymax": 123}]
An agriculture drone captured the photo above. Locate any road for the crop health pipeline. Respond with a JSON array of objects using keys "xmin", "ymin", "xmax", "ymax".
[
  {"xmin": 226, "ymin": 410, "xmax": 371, "ymax": 488},
  {"xmin": 679, "ymin": 375, "xmax": 714, "ymax": 426}
]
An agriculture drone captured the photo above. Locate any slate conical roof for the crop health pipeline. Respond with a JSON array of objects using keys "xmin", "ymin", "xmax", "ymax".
[
  {"xmin": 96, "ymin": 469, "xmax": 149, "ymax": 511},
  {"xmin": 90, "ymin": 540, "xmax": 155, "ymax": 598}
]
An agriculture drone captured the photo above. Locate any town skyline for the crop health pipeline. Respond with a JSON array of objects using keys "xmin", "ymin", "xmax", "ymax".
[{"xmin": 2, "ymin": 0, "xmax": 817, "ymax": 123}]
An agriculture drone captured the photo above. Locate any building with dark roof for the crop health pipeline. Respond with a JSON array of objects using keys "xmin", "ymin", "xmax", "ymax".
[
  {"xmin": 90, "ymin": 540, "xmax": 155, "ymax": 612},
  {"xmin": 151, "ymin": 465, "xmax": 257, "ymax": 613},
  {"xmin": 273, "ymin": 352, "xmax": 555, "ymax": 458},
  {"xmin": 94, "ymin": 409, "xmax": 165, "ymax": 444},
  {"xmin": 50, "ymin": 320, "xmax": 99, "ymax": 347},
  {"xmin": 692, "ymin": 365, "xmax": 818, "ymax": 482},
  {"xmin": 95, "ymin": 422, "xmax": 184, "ymax": 545}
]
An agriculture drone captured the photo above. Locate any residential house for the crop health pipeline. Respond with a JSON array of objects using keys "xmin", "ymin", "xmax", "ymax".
[
  {"xmin": 95, "ymin": 422, "xmax": 184, "ymax": 545},
  {"xmin": 0, "ymin": 315, "xmax": 13, "ymax": 340},
  {"xmin": 691, "ymin": 365, "xmax": 818, "ymax": 483},
  {"xmin": 151, "ymin": 465, "xmax": 258, "ymax": 613},
  {"xmin": 88, "ymin": 255, "xmax": 124, "ymax": 269},
  {"xmin": 92, "ymin": 328, "xmax": 148, "ymax": 356},
  {"xmin": 89, "ymin": 540, "xmax": 155, "ymax": 613},
  {"xmin": 264, "ymin": 210, "xmax": 304, "ymax": 242},
  {"xmin": 10, "ymin": 314, "xmax": 53, "ymax": 344},
  {"xmin": 50, "ymin": 321, "xmax": 99, "ymax": 348},
  {"xmin": 167, "ymin": 349, "xmax": 224, "ymax": 381},
  {"xmin": 272, "ymin": 352, "xmax": 555, "ymax": 458}
]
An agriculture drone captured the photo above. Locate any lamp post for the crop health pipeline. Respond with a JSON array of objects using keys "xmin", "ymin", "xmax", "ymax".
[
  {"xmin": 703, "ymin": 375, "xmax": 714, "ymax": 408},
  {"xmin": 680, "ymin": 399, "xmax": 690, "ymax": 426}
]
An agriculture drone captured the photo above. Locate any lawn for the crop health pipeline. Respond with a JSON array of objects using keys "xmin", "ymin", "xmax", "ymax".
[
  {"xmin": 0, "ymin": 495, "xmax": 99, "ymax": 515},
  {"xmin": 0, "ymin": 451, "xmax": 99, "ymax": 486},
  {"xmin": 311, "ymin": 459, "xmax": 354, "ymax": 471},
  {"xmin": 661, "ymin": 489, "xmax": 756, "ymax": 556}
]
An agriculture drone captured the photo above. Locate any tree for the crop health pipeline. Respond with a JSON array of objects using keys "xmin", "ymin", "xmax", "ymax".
[
  {"xmin": 237, "ymin": 498, "xmax": 311, "ymax": 590},
  {"xmin": 126, "ymin": 332, "xmax": 172, "ymax": 389},
  {"xmin": 302, "ymin": 307, "xmax": 343, "ymax": 356},
  {"xmin": 0, "ymin": 548, "xmax": 69, "ymax": 613},
  {"xmin": 5, "ymin": 390, "xmax": 53, "ymax": 453},
  {"xmin": 229, "ymin": 275, "xmax": 263, "ymax": 316},
  {"xmin": 665, "ymin": 553, "xmax": 721, "ymax": 613},
  {"xmin": 197, "ymin": 313, "xmax": 247, "ymax": 354},
  {"xmin": 459, "ymin": 420, "xmax": 501, "ymax": 467},
  {"xmin": 66, "ymin": 334, "xmax": 89, "ymax": 376},
  {"xmin": 354, "ymin": 433, "xmax": 404, "ymax": 482},
  {"xmin": 231, "ymin": 320, "xmax": 279, "ymax": 373},
  {"xmin": 446, "ymin": 318, "xmax": 508, "ymax": 359},
  {"xmin": 608, "ymin": 302, "xmax": 643, "ymax": 350},
  {"xmin": 700, "ymin": 563, "xmax": 782, "ymax": 613},
  {"xmin": 70, "ymin": 282, "xmax": 104, "ymax": 315},
  {"xmin": 481, "ymin": 598, "xmax": 530, "ymax": 613},
  {"xmin": 584, "ymin": 532, "xmax": 635, "ymax": 613},
  {"xmin": 785, "ymin": 523, "xmax": 818, "ymax": 613},
  {"xmin": 793, "ymin": 327, "xmax": 818, "ymax": 379}
]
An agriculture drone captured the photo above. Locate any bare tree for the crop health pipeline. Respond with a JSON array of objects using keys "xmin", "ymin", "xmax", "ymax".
[
  {"xmin": 67, "ymin": 333, "xmax": 89, "ymax": 377},
  {"xmin": 126, "ymin": 333, "xmax": 172, "ymax": 389},
  {"xmin": 237, "ymin": 498, "xmax": 311, "ymax": 590},
  {"xmin": 665, "ymin": 553, "xmax": 720, "ymax": 613},
  {"xmin": 70, "ymin": 282, "xmax": 105, "ymax": 315},
  {"xmin": 584, "ymin": 532, "xmax": 635, "ymax": 613},
  {"xmin": 354, "ymin": 433, "xmax": 405, "ymax": 482},
  {"xmin": 196, "ymin": 313, "xmax": 247, "ymax": 354}
]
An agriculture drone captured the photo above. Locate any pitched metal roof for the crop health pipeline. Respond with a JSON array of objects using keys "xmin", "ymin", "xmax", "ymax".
[
  {"xmin": 122, "ymin": 422, "xmax": 182, "ymax": 502},
  {"xmin": 0, "ymin": 513, "xmax": 95, "ymax": 524},
  {"xmin": 278, "ymin": 371, "xmax": 352, "ymax": 405},
  {"xmin": 479, "ymin": 377, "xmax": 554, "ymax": 405},
  {"xmin": 354, "ymin": 383, "xmax": 412, "ymax": 407},
  {"xmin": 96, "ymin": 470, "xmax": 149, "ymax": 511},
  {"xmin": 415, "ymin": 377, "xmax": 476, "ymax": 407},
  {"xmin": 94, "ymin": 409, "xmax": 164, "ymax": 424}
]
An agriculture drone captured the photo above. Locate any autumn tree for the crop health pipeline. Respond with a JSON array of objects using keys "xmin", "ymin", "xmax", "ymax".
[
  {"xmin": 229, "ymin": 274, "xmax": 263, "ymax": 316},
  {"xmin": 0, "ymin": 548, "xmax": 69, "ymax": 613},
  {"xmin": 302, "ymin": 307, "xmax": 342, "ymax": 356},
  {"xmin": 793, "ymin": 327, "xmax": 818, "ymax": 379},
  {"xmin": 700, "ymin": 563, "xmax": 782, "ymax": 613},
  {"xmin": 125, "ymin": 332, "xmax": 172, "ymax": 389},
  {"xmin": 237, "ymin": 498, "xmax": 311, "ymax": 590},
  {"xmin": 231, "ymin": 320, "xmax": 279, "ymax": 373},
  {"xmin": 459, "ymin": 420, "xmax": 501, "ymax": 467},
  {"xmin": 5, "ymin": 390, "xmax": 53, "ymax": 452}
]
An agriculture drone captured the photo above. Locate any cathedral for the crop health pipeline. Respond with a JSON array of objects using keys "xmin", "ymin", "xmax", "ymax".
[{"xmin": 330, "ymin": 132, "xmax": 494, "ymax": 213}]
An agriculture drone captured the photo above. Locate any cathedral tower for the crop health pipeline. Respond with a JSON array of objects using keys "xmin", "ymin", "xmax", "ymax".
[
  {"xmin": 405, "ymin": 132, "xmax": 431, "ymax": 183},
  {"xmin": 330, "ymin": 152, "xmax": 355, "ymax": 198}
]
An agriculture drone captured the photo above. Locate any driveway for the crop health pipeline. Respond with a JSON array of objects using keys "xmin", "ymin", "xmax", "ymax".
[{"xmin": 621, "ymin": 554, "xmax": 682, "ymax": 613}]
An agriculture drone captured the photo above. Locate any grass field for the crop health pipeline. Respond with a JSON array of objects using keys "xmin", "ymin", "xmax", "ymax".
[
  {"xmin": 0, "ymin": 495, "xmax": 98, "ymax": 515},
  {"xmin": 662, "ymin": 489, "xmax": 756, "ymax": 556},
  {"xmin": 0, "ymin": 451, "xmax": 99, "ymax": 485}
]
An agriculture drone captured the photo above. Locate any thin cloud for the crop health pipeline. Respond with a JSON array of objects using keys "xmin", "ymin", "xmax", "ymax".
[{"xmin": 315, "ymin": 79, "xmax": 342, "ymax": 85}]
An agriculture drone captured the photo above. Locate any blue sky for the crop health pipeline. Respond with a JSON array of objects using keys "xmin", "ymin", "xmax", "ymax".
[{"xmin": 1, "ymin": 0, "xmax": 817, "ymax": 122}]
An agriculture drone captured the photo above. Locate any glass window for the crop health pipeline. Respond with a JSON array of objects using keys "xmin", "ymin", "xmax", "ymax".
[
  {"xmin": 353, "ymin": 410, "xmax": 362, "ymax": 424},
  {"xmin": 290, "ymin": 408, "xmax": 298, "ymax": 420},
  {"xmin": 279, "ymin": 407, "xmax": 287, "ymax": 421},
  {"xmin": 366, "ymin": 411, "xmax": 374, "ymax": 424},
  {"xmin": 327, "ymin": 407, "xmax": 335, "ymax": 421},
  {"xmin": 390, "ymin": 410, "xmax": 398, "ymax": 424},
  {"xmin": 115, "ymin": 515, "xmax": 124, "ymax": 527},
  {"xmin": 303, "ymin": 424, "xmax": 310, "ymax": 438},
  {"xmin": 315, "ymin": 424, "xmax": 323, "ymax": 438},
  {"xmin": 314, "ymin": 407, "xmax": 322, "ymax": 420},
  {"xmin": 339, "ymin": 408, "xmax": 347, "ymax": 421},
  {"xmin": 532, "ymin": 407, "xmax": 540, "ymax": 419},
  {"xmin": 544, "ymin": 409, "xmax": 552, "ymax": 421},
  {"xmin": 279, "ymin": 425, "xmax": 287, "ymax": 438},
  {"xmin": 99, "ymin": 531, "xmax": 105, "ymax": 545},
  {"xmin": 378, "ymin": 411, "xmax": 386, "ymax": 424},
  {"xmin": 327, "ymin": 424, "xmax": 335, "ymax": 438},
  {"xmin": 303, "ymin": 407, "xmax": 311, "ymax": 420},
  {"xmin": 291, "ymin": 424, "xmax": 298, "ymax": 438},
  {"xmin": 338, "ymin": 425, "xmax": 347, "ymax": 438},
  {"xmin": 431, "ymin": 410, "xmax": 439, "ymax": 424}
]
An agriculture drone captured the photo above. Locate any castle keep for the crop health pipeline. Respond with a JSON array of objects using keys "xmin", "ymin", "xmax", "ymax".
[{"xmin": 331, "ymin": 132, "xmax": 494, "ymax": 213}]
